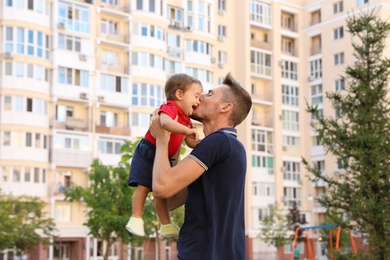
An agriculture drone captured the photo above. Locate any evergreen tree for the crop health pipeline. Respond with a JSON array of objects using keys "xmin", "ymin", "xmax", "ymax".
[
  {"xmin": 303, "ymin": 10, "xmax": 390, "ymax": 259},
  {"xmin": 287, "ymin": 201, "xmax": 307, "ymax": 242}
]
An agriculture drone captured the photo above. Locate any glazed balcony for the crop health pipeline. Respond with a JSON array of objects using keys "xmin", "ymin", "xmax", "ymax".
[{"xmin": 95, "ymin": 125, "xmax": 131, "ymax": 136}]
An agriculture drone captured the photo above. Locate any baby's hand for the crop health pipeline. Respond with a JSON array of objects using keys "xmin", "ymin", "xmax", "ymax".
[{"xmin": 186, "ymin": 128, "xmax": 199, "ymax": 140}]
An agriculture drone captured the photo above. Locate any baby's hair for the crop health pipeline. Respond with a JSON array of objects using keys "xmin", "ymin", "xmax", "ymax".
[{"xmin": 165, "ymin": 73, "xmax": 202, "ymax": 100}]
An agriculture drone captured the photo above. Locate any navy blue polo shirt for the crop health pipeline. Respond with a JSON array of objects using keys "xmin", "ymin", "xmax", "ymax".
[{"xmin": 177, "ymin": 128, "xmax": 246, "ymax": 260}]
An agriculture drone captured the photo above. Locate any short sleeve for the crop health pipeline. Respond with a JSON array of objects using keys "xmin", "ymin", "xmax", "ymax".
[
  {"xmin": 159, "ymin": 102, "xmax": 178, "ymax": 119},
  {"xmin": 188, "ymin": 133, "xmax": 231, "ymax": 171}
]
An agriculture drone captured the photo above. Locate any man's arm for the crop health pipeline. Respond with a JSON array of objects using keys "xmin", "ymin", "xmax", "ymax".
[
  {"xmin": 151, "ymin": 115, "xmax": 205, "ymax": 198},
  {"xmin": 167, "ymin": 188, "xmax": 188, "ymax": 211}
]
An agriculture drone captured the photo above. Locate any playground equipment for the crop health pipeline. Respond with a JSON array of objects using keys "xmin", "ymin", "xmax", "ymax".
[{"xmin": 291, "ymin": 224, "xmax": 357, "ymax": 260}]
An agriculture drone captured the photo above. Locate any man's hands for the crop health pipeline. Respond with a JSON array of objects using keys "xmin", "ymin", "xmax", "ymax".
[{"xmin": 149, "ymin": 110, "xmax": 170, "ymax": 143}]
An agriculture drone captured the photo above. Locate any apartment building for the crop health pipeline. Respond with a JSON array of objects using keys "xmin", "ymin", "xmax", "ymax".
[{"xmin": 0, "ymin": 0, "xmax": 385, "ymax": 259}]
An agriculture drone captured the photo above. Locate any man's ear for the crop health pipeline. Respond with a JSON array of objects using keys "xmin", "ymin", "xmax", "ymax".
[
  {"xmin": 221, "ymin": 103, "xmax": 233, "ymax": 113},
  {"xmin": 175, "ymin": 89, "xmax": 184, "ymax": 100}
]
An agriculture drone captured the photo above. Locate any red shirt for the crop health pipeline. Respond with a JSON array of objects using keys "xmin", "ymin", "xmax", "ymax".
[{"xmin": 145, "ymin": 100, "xmax": 192, "ymax": 157}]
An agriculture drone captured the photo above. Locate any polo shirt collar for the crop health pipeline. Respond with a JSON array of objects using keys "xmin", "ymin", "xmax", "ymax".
[{"xmin": 218, "ymin": 128, "xmax": 237, "ymax": 137}]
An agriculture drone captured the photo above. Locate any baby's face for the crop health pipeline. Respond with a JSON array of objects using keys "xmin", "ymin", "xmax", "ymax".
[{"xmin": 179, "ymin": 83, "xmax": 203, "ymax": 116}]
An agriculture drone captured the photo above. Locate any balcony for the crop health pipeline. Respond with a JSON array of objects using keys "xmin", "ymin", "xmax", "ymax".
[
  {"xmin": 98, "ymin": 31, "xmax": 130, "ymax": 48},
  {"xmin": 95, "ymin": 125, "xmax": 131, "ymax": 136},
  {"xmin": 167, "ymin": 46, "xmax": 182, "ymax": 59},
  {"xmin": 99, "ymin": 1, "xmax": 130, "ymax": 16},
  {"xmin": 98, "ymin": 62, "xmax": 129, "ymax": 75},
  {"xmin": 310, "ymin": 46, "xmax": 321, "ymax": 56},
  {"xmin": 50, "ymin": 149, "xmax": 92, "ymax": 168},
  {"xmin": 281, "ymin": 47, "xmax": 298, "ymax": 57},
  {"xmin": 51, "ymin": 117, "xmax": 88, "ymax": 132},
  {"xmin": 250, "ymin": 39, "xmax": 272, "ymax": 51},
  {"xmin": 251, "ymin": 63, "xmax": 272, "ymax": 78},
  {"xmin": 310, "ymin": 10, "xmax": 321, "ymax": 26},
  {"xmin": 252, "ymin": 116, "xmax": 273, "ymax": 128}
]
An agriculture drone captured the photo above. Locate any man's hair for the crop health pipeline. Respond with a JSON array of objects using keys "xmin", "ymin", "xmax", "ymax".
[
  {"xmin": 222, "ymin": 73, "xmax": 252, "ymax": 127},
  {"xmin": 165, "ymin": 73, "xmax": 202, "ymax": 100}
]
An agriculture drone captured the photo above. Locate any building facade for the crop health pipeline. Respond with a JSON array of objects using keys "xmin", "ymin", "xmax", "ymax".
[{"xmin": 0, "ymin": 0, "xmax": 385, "ymax": 259}]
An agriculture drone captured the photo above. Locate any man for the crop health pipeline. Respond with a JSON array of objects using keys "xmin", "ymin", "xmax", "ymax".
[{"xmin": 150, "ymin": 73, "xmax": 252, "ymax": 260}]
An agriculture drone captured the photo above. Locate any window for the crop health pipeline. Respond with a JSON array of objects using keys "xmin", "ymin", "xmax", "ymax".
[
  {"xmin": 218, "ymin": 0, "xmax": 226, "ymax": 12},
  {"xmin": 283, "ymin": 161, "xmax": 301, "ymax": 181},
  {"xmin": 5, "ymin": 27, "xmax": 13, "ymax": 52},
  {"xmin": 169, "ymin": 6, "xmax": 183, "ymax": 23},
  {"xmin": 253, "ymin": 182, "xmax": 274, "ymax": 197},
  {"xmin": 283, "ymin": 187, "xmax": 302, "ymax": 207},
  {"xmin": 101, "ymin": 19, "xmax": 118, "ymax": 35},
  {"xmin": 58, "ymin": 34, "xmax": 81, "ymax": 52},
  {"xmin": 3, "ymin": 132, "xmax": 11, "ymax": 146},
  {"xmin": 218, "ymin": 51, "xmax": 227, "ymax": 64},
  {"xmin": 250, "ymin": 0, "xmax": 271, "ymax": 25},
  {"xmin": 252, "ymin": 129, "xmax": 273, "ymax": 153},
  {"xmin": 334, "ymin": 52, "xmax": 344, "ymax": 65},
  {"xmin": 26, "ymin": 98, "xmax": 33, "ymax": 112},
  {"xmin": 34, "ymin": 168, "xmax": 40, "ymax": 183},
  {"xmin": 35, "ymin": 133, "xmax": 41, "ymax": 148},
  {"xmin": 334, "ymin": 26, "xmax": 344, "ymax": 39},
  {"xmin": 55, "ymin": 204, "xmax": 71, "ymax": 222},
  {"xmin": 102, "ymin": 50, "xmax": 119, "ymax": 66},
  {"xmin": 282, "ymin": 110, "xmax": 299, "ymax": 131},
  {"xmin": 15, "ymin": 62, "xmax": 24, "ymax": 77},
  {"xmin": 4, "ymin": 96, "xmax": 12, "ymax": 111},
  {"xmin": 98, "ymin": 137, "xmax": 124, "ymax": 154},
  {"xmin": 58, "ymin": 3, "xmax": 89, "ymax": 33},
  {"xmin": 5, "ymin": 62, "xmax": 12, "ymax": 75},
  {"xmin": 54, "ymin": 134, "xmax": 89, "ymax": 151},
  {"xmin": 28, "ymin": 0, "xmax": 33, "ymax": 10},
  {"xmin": 149, "ymin": 0, "xmax": 155, "ymax": 12},
  {"xmin": 25, "ymin": 168, "xmax": 31, "ymax": 182},
  {"xmin": 26, "ymin": 132, "xmax": 32, "ymax": 147},
  {"xmin": 13, "ymin": 167, "xmax": 21, "ymax": 182},
  {"xmin": 7, "ymin": 27, "xmax": 49, "ymax": 59},
  {"xmin": 283, "ymin": 135, "xmax": 300, "ymax": 146},
  {"xmin": 58, "ymin": 67, "xmax": 89, "ymax": 87},
  {"xmin": 252, "ymin": 155, "xmax": 273, "ymax": 169},
  {"xmin": 281, "ymin": 61, "xmax": 298, "ymax": 80},
  {"xmin": 101, "ymin": 74, "xmax": 129, "ymax": 93},
  {"xmin": 185, "ymin": 67, "xmax": 213, "ymax": 84},
  {"xmin": 309, "ymin": 58, "xmax": 322, "ymax": 79},
  {"xmin": 136, "ymin": 0, "xmax": 142, "ymax": 10},
  {"xmin": 218, "ymin": 25, "xmax": 226, "ymax": 37},
  {"xmin": 131, "ymin": 113, "xmax": 150, "ymax": 127},
  {"xmin": 335, "ymin": 78, "xmax": 345, "ymax": 91},
  {"xmin": 333, "ymin": 1, "xmax": 343, "ymax": 13},
  {"xmin": 357, "ymin": 0, "xmax": 368, "ymax": 5},
  {"xmin": 311, "ymin": 84, "xmax": 323, "ymax": 105},
  {"xmin": 282, "ymin": 85, "xmax": 299, "ymax": 106},
  {"xmin": 250, "ymin": 50, "xmax": 271, "ymax": 76},
  {"xmin": 100, "ymin": 111, "xmax": 118, "ymax": 127}
]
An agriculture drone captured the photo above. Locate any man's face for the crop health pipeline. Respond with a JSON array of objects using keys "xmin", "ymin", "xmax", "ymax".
[{"xmin": 191, "ymin": 85, "xmax": 226, "ymax": 122}]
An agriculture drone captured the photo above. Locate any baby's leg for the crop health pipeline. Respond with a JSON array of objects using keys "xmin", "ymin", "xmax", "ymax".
[
  {"xmin": 132, "ymin": 185, "xmax": 150, "ymax": 218},
  {"xmin": 155, "ymin": 197, "xmax": 170, "ymax": 224}
]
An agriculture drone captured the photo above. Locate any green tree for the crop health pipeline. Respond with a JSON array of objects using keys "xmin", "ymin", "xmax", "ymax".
[
  {"xmin": 258, "ymin": 203, "xmax": 292, "ymax": 260},
  {"xmin": 303, "ymin": 10, "xmax": 390, "ymax": 259},
  {"xmin": 0, "ymin": 191, "xmax": 56, "ymax": 257}
]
